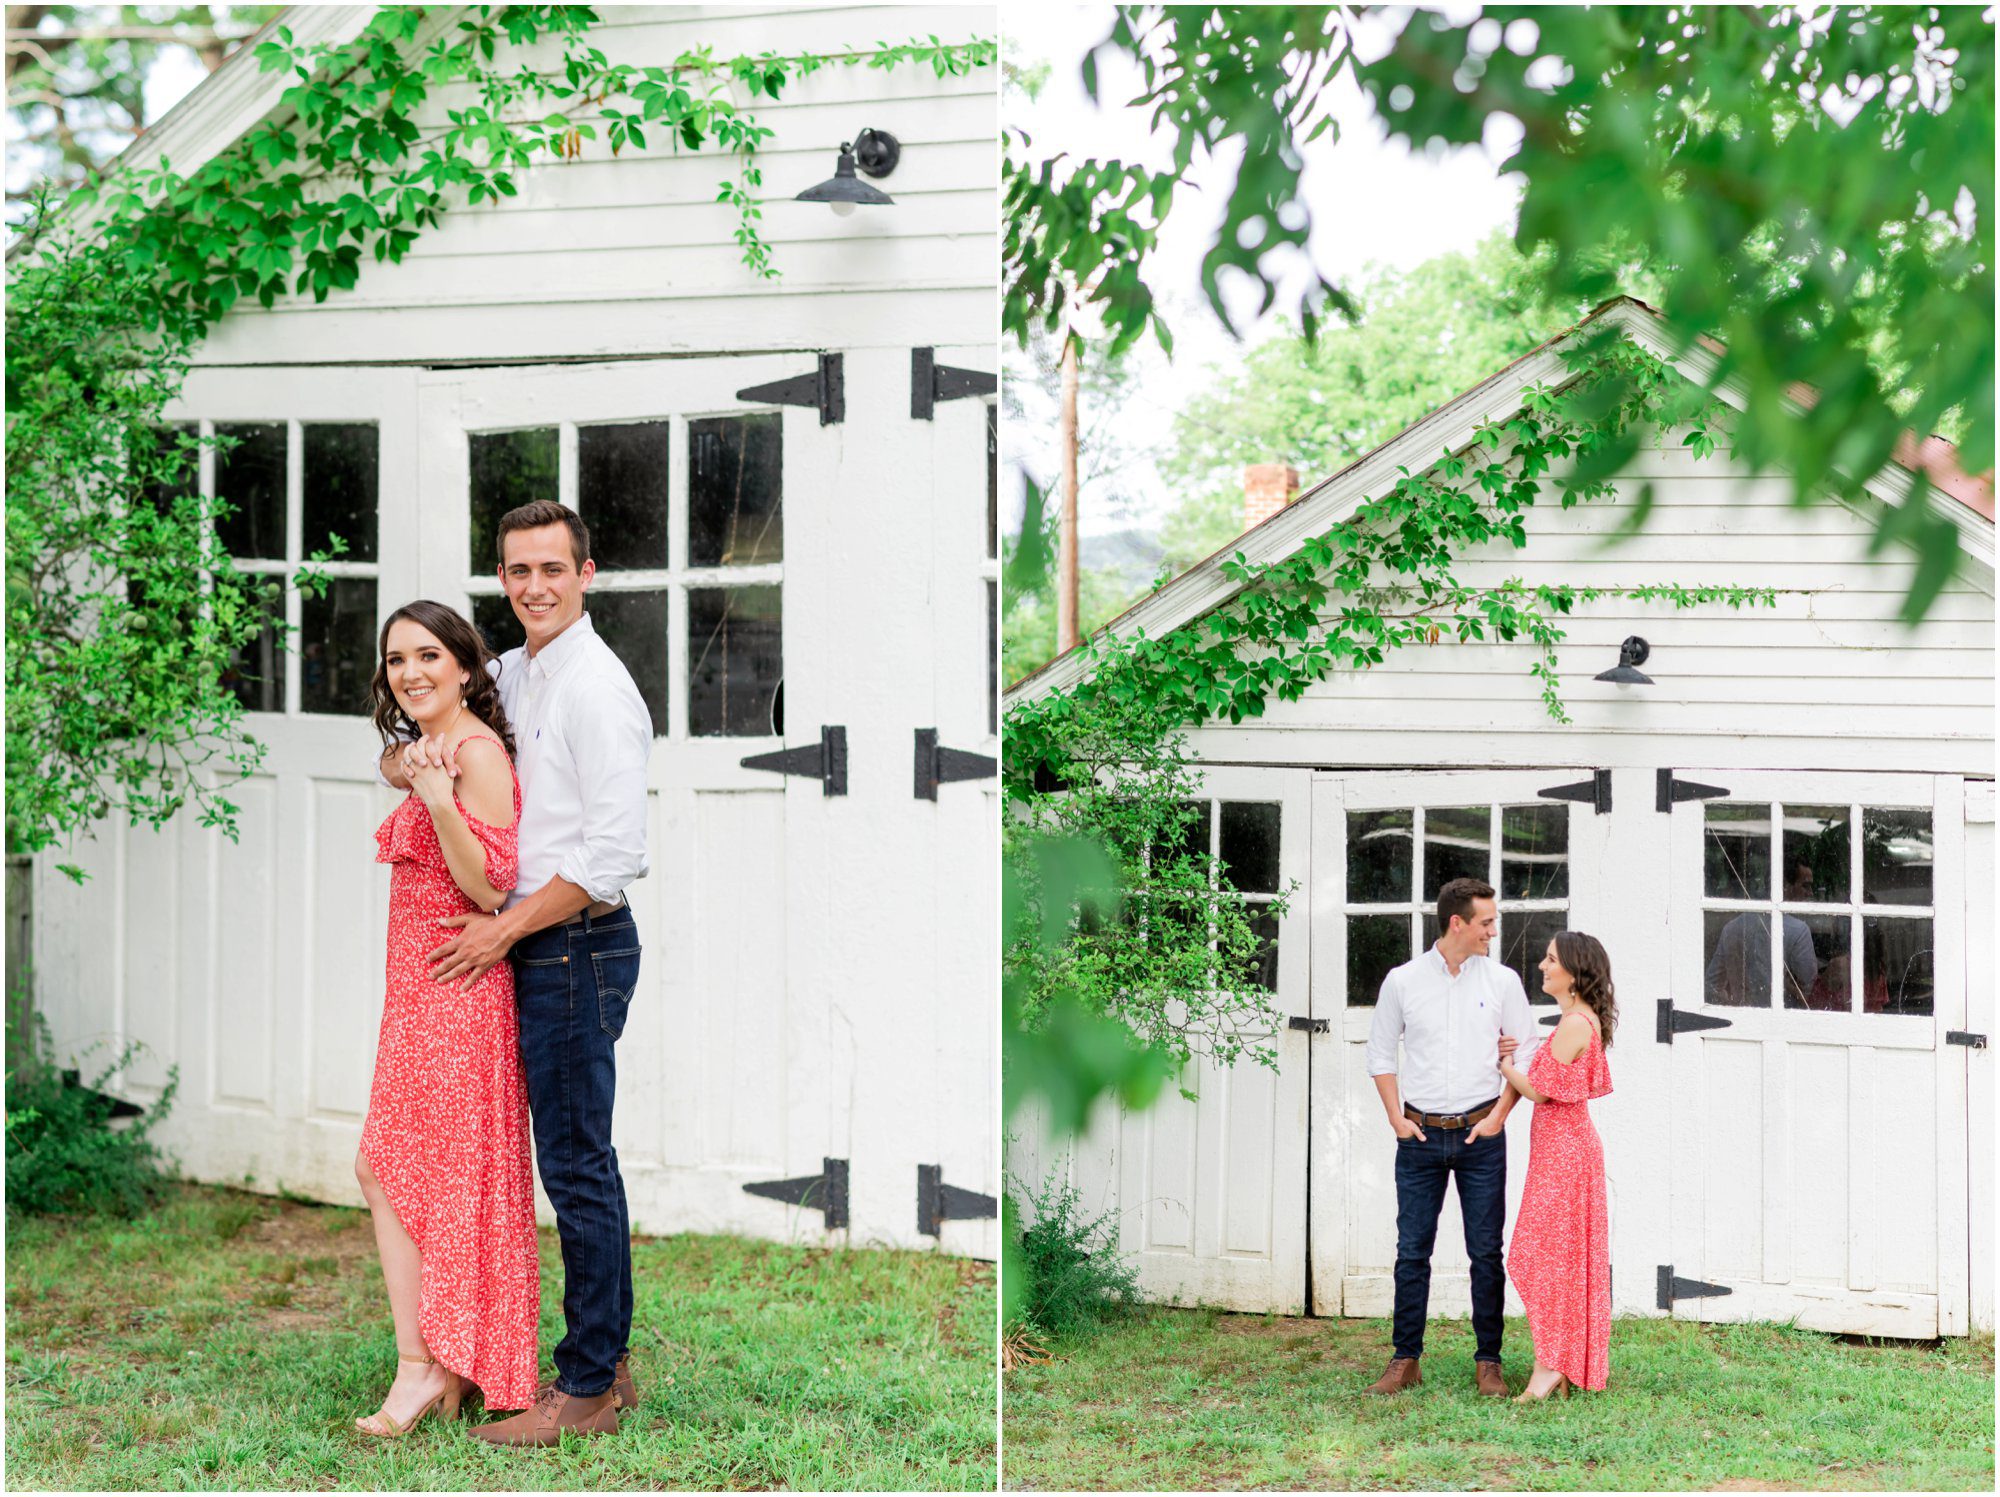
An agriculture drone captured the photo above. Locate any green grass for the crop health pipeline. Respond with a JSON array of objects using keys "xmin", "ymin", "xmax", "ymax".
[
  {"xmin": 6, "ymin": 1183, "xmax": 996, "ymax": 1491},
  {"xmin": 1002, "ymin": 1306, "xmax": 1994, "ymax": 1491}
]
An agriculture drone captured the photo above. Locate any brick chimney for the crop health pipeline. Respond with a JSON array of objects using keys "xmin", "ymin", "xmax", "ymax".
[{"xmin": 1243, "ymin": 463, "xmax": 1301, "ymax": 531}]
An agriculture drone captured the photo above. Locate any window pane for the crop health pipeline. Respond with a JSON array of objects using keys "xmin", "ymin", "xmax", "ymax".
[
  {"xmin": 215, "ymin": 422, "xmax": 286, "ymax": 560},
  {"xmin": 1499, "ymin": 909, "xmax": 1568, "ymax": 1006},
  {"xmin": 1784, "ymin": 912, "xmax": 1851, "ymax": 1011},
  {"xmin": 1348, "ymin": 914, "xmax": 1410, "ymax": 1006},
  {"xmin": 303, "ymin": 423, "xmax": 378, "ymax": 563},
  {"xmin": 1501, "ymin": 803, "xmax": 1568, "ymax": 900},
  {"xmin": 581, "ymin": 421, "xmax": 669, "ymax": 571},
  {"xmin": 1242, "ymin": 904, "xmax": 1279, "ymax": 992},
  {"xmin": 987, "ymin": 580, "xmax": 997, "ymax": 735},
  {"xmin": 472, "ymin": 594, "xmax": 524, "ymax": 658},
  {"xmin": 688, "ymin": 585, "xmax": 781, "ymax": 736},
  {"xmin": 1704, "ymin": 910, "xmax": 1772, "ymax": 1007},
  {"xmin": 224, "ymin": 613, "xmax": 283, "ymax": 712},
  {"xmin": 689, "ymin": 414, "xmax": 781, "ymax": 567},
  {"xmin": 1864, "ymin": 916, "xmax": 1933, "ymax": 1015},
  {"xmin": 590, "ymin": 590, "xmax": 668, "ymax": 738},
  {"xmin": 1220, "ymin": 802, "xmax": 1281, "ymax": 894},
  {"xmin": 1150, "ymin": 801, "xmax": 1211, "ymax": 872},
  {"xmin": 1704, "ymin": 803, "xmax": 1770, "ymax": 901},
  {"xmin": 1781, "ymin": 804, "xmax": 1848, "ymax": 904},
  {"xmin": 1863, "ymin": 809, "xmax": 1933, "ymax": 907},
  {"xmin": 986, "ymin": 403, "xmax": 998, "ymax": 560},
  {"xmin": 300, "ymin": 578, "xmax": 377, "ymax": 716},
  {"xmin": 470, "ymin": 428, "xmax": 558, "ymax": 573},
  {"xmin": 1422, "ymin": 806, "xmax": 1489, "ymax": 899},
  {"xmin": 1347, "ymin": 809, "xmax": 1412, "ymax": 904}
]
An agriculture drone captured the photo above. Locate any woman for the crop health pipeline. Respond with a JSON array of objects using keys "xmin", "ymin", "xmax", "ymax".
[
  {"xmin": 1496, "ymin": 931, "xmax": 1615, "ymax": 1401},
  {"xmin": 353, "ymin": 601, "xmax": 540, "ymax": 1436}
]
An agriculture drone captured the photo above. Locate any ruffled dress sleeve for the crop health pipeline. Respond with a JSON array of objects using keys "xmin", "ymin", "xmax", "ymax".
[
  {"xmin": 1527, "ymin": 1022, "xmax": 1612, "ymax": 1103},
  {"xmin": 450, "ymin": 740, "xmax": 521, "ymax": 894}
]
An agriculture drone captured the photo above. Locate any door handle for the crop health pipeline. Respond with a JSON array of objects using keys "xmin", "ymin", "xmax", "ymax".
[{"xmin": 1288, "ymin": 1016, "xmax": 1328, "ymax": 1034}]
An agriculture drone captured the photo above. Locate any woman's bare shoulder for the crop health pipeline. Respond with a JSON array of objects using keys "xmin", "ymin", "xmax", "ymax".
[
  {"xmin": 1553, "ymin": 1009, "xmax": 1595, "ymax": 1059},
  {"xmin": 450, "ymin": 733, "xmax": 516, "ymax": 826}
]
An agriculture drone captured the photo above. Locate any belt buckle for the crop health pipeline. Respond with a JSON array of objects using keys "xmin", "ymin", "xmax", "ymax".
[{"xmin": 1440, "ymin": 1110, "xmax": 1467, "ymax": 1129}]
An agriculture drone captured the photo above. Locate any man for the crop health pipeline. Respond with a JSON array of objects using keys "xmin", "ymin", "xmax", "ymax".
[
  {"xmin": 1706, "ymin": 857, "xmax": 1819, "ymax": 1006},
  {"xmin": 382, "ymin": 500, "xmax": 651, "ymax": 1444},
  {"xmin": 1362, "ymin": 876, "xmax": 1535, "ymax": 1398}
]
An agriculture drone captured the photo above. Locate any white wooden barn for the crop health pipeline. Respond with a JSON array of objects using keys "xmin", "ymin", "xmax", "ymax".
[
  {"xmin": 1008, "ymin": 298, "xmax": 1994, "ymax": 1335},
  {"xmin": 32, "ymin": 4, "xmax": 1000, "ymax": 1258}
]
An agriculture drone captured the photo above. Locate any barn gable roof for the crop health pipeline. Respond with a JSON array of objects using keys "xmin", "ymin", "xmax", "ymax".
[{"xmin": 1008, "ymin": 296, "xmax": 1995, "ymax": 703}]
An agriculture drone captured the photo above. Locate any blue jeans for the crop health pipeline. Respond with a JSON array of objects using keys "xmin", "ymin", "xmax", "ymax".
[
  {"xmin": 1391, "ymin": 1119, "xmax": 1507, "ymax": 1363},
  {"xmin": 512, "ymin": 905, "xmax": 640, "ymax": 1397}
]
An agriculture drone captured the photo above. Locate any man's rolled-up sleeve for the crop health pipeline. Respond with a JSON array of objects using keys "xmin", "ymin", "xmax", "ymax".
[
  {"xmin": 1365, "ymin": 970, "xmax": 1403, "ymax": 1077},
  {"xmin": 1499, "ymin": 968, "xmax": 1539, "ymax": 1064},
  {"xmin": 556, "ymin": 676, "xmax": 652, "ymax": 902}
]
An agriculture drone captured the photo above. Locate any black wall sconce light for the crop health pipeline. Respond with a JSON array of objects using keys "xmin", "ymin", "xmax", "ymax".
[
  {"xmin": 795, "ymin": 129, "xmax": 899, "ymax": 216},
  {"xmin": 1594, "ymin": 635, "xmax": 1654, "ymax": 685}
]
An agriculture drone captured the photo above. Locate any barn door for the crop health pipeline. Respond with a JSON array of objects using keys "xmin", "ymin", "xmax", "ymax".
[
  {"xmin": 1308, "ymin": 769, "xmax": 1609, "ymax": 1317},
  {"xmin": 1663, "ymin": 769, "xmax": 1969, "ymax": 1337},
  {"xmin": 416, "ymin": 355, "xmax": 837, "ymax": 1238},
  {"xmin": 1098, "ymin": 766, "xmax": 1311, "ymax": 1312}
]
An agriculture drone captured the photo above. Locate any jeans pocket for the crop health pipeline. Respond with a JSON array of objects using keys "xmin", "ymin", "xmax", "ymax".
[{"xmin": 591, "ymin": 945, "xmax": 641, "ymax": 1039}]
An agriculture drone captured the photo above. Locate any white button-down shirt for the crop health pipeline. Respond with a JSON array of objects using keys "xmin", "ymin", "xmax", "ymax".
[
  {"xmin": 496, "ymin": 612, "xmax": 652, "ymax": 910},
  {"xmin": 1365, "ymin": 945, "xmax": 1537, "ymax": 1114}
]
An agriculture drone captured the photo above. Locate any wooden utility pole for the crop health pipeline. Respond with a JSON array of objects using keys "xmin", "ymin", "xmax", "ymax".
[{"xmin": 1057, "ymin": 332, "xmax": 1080, "ymax": 654}]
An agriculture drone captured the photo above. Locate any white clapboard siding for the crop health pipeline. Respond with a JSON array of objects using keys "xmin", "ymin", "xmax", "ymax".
[{"xmin": 194, "ymin": 5, "xmax": 996, "ymax": 367}]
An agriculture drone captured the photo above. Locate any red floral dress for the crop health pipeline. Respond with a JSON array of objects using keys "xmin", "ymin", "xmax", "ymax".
[
  {"xmin": 363, "ymin": 738, "xmax": 539, "ymax": 1409},
  {"xmin": 1506, "ymin": 1020, "xmax": 1613, "ymax": 1391}
]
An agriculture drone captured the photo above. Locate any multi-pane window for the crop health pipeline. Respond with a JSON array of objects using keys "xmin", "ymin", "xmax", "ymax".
[
  {"xmin": 1150, "ymin": 799, "xmax": 1284, "ymax": 991},
  {"xmin": 465, "ymin": 413, "xmax": 783, "ymax": 739},
  {"xmin": 1701, "ymin": 801, "xmax": 1934, "ymax": 1015},
  {"xmin": 1344, "ymin": 803, "xmax": 1570, "ymax": 1005},
  {"xmin": 194, "ymin": 420, "xmax": 381, "ymax": 716}
]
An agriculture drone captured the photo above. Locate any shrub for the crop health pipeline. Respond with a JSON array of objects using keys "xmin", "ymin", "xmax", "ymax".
[
  {"xmin": 5, "ymin": 1004, "xmax": 179, "ymax": 1217},
  {"xmin": 1009, "ymin": 1168, "xmax": 1138, "ymax": 1340}
]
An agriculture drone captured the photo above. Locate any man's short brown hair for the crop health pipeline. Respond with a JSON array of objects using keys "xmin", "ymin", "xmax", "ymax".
[
  {"xmin": 1437, "ymin": 877, "xmax": 1497, "ymax": 936},
  {"xmin": 496, "ymin": 501, "xmax": 591, "ymax": 571}
]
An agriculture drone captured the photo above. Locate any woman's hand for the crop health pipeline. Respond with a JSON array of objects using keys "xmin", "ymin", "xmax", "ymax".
[
  {"xmin": 1497, "ymin": 1034, "xmax": 1519, "ymax": 1061},
  {"xmin": 402, "ymin": 737, "xmax": 455, "ymax": 807}
]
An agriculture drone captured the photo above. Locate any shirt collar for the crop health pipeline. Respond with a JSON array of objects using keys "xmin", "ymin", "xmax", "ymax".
[{"xmin": 527, "ymin": 611, "xmax": 596, "ymax": 678}]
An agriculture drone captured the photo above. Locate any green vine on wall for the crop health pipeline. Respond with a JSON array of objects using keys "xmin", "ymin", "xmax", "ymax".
[
  {"xmin": 5, "ymin": 5, "xmax": 992, "ymax": 872},
  {"xmin": 1004, "ymin": 336, "xmax": 1794, "ymax": 797}
]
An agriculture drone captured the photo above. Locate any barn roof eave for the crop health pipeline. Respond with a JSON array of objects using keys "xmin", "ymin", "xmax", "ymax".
[{"xmin": 1004, "ymin": 296, "xmax": 1993, "ymax": 706}]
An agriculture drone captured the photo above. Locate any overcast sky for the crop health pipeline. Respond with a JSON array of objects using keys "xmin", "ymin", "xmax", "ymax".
[{"xmin": 1006, "ymin": 6, "xmax": 1524, "ymax": 539}]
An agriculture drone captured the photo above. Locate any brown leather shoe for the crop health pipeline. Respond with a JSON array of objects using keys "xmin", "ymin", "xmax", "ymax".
[
  {"xmin": 468, "ymin": 1388, "xmax": 617, "ymax": 1446},
  {"xmin": 536, "ymin": 1356, "xmax": 637, "ymax": 1417},
  {"xmin": 1474, "ymin": 1360, "xmax": 1509, "ymax": 1397},
  {"xmin": 1364, "ymin": 1356, "xmax": 1422, "ymax": 1395}
]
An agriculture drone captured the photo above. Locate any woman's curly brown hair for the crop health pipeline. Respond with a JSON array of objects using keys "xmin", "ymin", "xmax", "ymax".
[
  {"xmin": 369, "ymin": 600, "xmax": 516, "ymax": 758},
  {"xmin": 1552, "ymin": 929, "xmax": 1617, "ymax": 1050}
]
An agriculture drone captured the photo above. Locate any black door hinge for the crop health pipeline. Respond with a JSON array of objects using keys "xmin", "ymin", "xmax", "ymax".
[
  {"xmin": 737, "ymin": 352, "xmax": 844, "ymax": 425},
  {"xmin": 744, "ymin": 1157, "xmax": 849, "ymax": 1228},
  {"xmin": 911, "ymin": 347, "xmax": 997, "ymax": 420},
  {"xmin": 1539, "ymin": 769, "xmax": 1612, "ymax": 814},
  {"xmin": 1657, "ymin": 1264, "xmax": 1732, "ymax": 1310},
  {"xmin": 1657, "ymin": 999, "xmax": 1734, "ymax": 1044},
  {"xmin": 742, "ymin": 724, "xmax": 847, "ymax": 796},
  {"xmin": 1657, "ymin": 769, "xmax": 1730, "ymax": 813},
  {"xmin": 917, "ymin": 1164, "xmax": 997, "ymax": 1237},
  {"xmin": 914, "ymin": 728, "xmax": 996, "ymax": 799},
  {"xmin": 1948, "ymin": 1031, "xmax": 1988, "ymax": 1049},
  {"xmin": 1287, "ymin": 1015, "xmax": 1329, "ymax": 1034}
]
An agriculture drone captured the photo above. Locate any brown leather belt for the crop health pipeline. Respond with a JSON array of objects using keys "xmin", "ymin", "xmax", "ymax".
[
  {"xmin": 1404, "ymin": 1097, "xmax": 1500, "ymax": 1131},
  {"xmin": 559, "ymin": 896, "xmax": 626, "ymax": 927}
]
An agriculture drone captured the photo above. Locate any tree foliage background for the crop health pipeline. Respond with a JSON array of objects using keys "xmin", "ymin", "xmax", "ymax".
[{"xmin": 1004, "ymin": 4, "xmax": 1993, "ymax": 623}]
